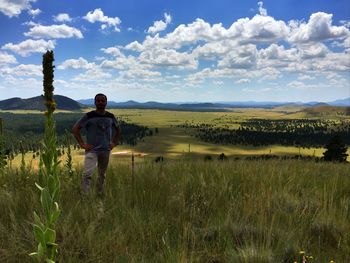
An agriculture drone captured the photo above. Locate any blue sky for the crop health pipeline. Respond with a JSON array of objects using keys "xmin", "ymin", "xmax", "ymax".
[{"xmin": 0, "ymin": 0, "xmax": 349, "ymax": 102}]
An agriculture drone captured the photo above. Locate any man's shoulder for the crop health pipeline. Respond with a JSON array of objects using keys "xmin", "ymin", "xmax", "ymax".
[
  {"xmin": 86, "ymin": 110, "xmax": 116, "ymax": 119},
  {"xmin": 105, "ymin": 111, "xmax": 116, "ymax": 118}
]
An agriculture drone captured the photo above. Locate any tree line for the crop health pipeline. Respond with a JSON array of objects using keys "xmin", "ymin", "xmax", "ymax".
[
  {"xmin": 178, "ymin": 118, "xmax": 350, "ymax": 147},
  {"xmin": 0, "ymin": 112, "xmax": 151, "ymax": 155}
]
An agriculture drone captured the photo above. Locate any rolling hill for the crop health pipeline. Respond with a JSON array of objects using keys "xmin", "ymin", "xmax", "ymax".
[{"xmin": 0, "ymin": 95, "xmax": 86, "ymax": 111}]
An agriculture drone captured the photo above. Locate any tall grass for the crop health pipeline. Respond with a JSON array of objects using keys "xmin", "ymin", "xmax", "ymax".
[{"xmin": 0, "ymin": 159, "xmax": 349, "ymax": 262}]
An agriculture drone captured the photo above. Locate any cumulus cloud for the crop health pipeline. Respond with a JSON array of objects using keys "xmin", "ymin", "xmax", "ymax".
[
  {"xmin": 53, "ymin": 13, "xmax": 72, "ymax": 23},
  {"xmin": 119, "ymin": 68, "xmax": 161, "ymax": 80},
  {"xmin": 0, "ymin": 64, "xmax": 41, "ymax": 77},
  {"xmin": 192, "ymin": 40, "xmax": 237, "ymax": 59},
  {"xmin": 72, "ymin": 68, "xmax": 112, "ymax": 82},
  {"xmin": 28, "ymin": 8, "xmax": 41, "ymax": 17},
  {"xmin": 2, "ymin": 39, "xmax": 55, "ymax": 57},
  {"xmin": 128, "ymin": 13, "xmax": 289, "ymax": 53},
  {"xmin": 58, "ymin": 57, "xmax": 95, "ymax": 70},
  {"xmin": 125, "ymin": 41, "xmax": 144, "ymax": 52},
  {"xmin": 289, "ymin": 12, "xmax": 349, "ymax": 43},
  {"xmin": 0, "ymin": 51, "xmax": 17, "ymax": 65},
  {"xmin": 259, "ymin": 44, "xmax": 295, "ymax": 60},
  {"xmin": 0, "ymin": 0, "xmax": 35, "ymax": 17},
  {"xmin": 236, "ymin": 78, "xmax": 251, "ymax": 84},
  {"xmin": 228, "ymin": 14, "xmax": 289, "ymax": 44},
  {"xmin": 83, "ymin": 8, "xmax": 121, "ymax": 32},
  {"xmin": 147, "ymin": 13, "xmax": 172, "ymax": 34},
  {"xmin": 298, "ymin": 74, "xmax": 315, "ymax": 81},
  {"xmin": 101, "ymin": 46, "xmax": 124, "ymax": 57},
  {"xmin": 24, "ymin": 24, "xmax": 83, "ymax": 39},
  {"xmin": 297, "ymin": 43, "xmax": 329, "ymax": 59},
  {"xmin": 257, "ymin": 2, "xmax": 267, "ymax": 16},
  {"xmin": 287, "ymin": 80, "xmax": 305, "ymax": 89},
  {"xmin": 139, "ymin": 48, "xmax": 198, "ymax": 69},
  {"xmin": 218, "ymin": 44, "xmax": 257, "ymax": 69}
]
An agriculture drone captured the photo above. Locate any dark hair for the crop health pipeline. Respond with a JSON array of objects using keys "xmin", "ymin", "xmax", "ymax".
[{"xmin": 94, "ymin": 93, "xmax": 107, "ymax": 102}]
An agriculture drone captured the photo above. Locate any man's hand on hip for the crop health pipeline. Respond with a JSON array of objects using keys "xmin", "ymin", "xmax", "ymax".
[
  {"xmin": 109, "ymin": 142, "xmax": 117, "ymax": 150},
  {"xmin": 81, "ymin": 143, "xmax": 94, "ymax": 151}
]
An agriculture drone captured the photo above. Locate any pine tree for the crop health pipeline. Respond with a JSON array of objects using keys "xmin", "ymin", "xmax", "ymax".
[{"xmin": 323, "ymin": 135, "xmax": 348, "ymax": 162}]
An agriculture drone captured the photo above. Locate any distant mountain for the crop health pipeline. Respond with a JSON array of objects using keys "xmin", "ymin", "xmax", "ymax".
[
  {"xmin": 302, "ymin": 105, "xmax": 350, "ymax": 117},
  {"xmin": 327, "ymin": 97, "xmax": 350, "ymax": 107},
  {"xmin": 0, "ymin": 95, "xmax": 85, "ymax": 110},
  {"xmin": 78, "ymin": 99, "xmax": 340, "ymax": 110}
]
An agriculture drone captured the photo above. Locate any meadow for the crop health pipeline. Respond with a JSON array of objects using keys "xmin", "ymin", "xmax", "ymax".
[
  {"xmin": 0, "ymin": 107, "xmax": 349, "ymax": 262},
  {"xmin": 0, "ymin": 159, "xmax": 349, "ymax": 262}
]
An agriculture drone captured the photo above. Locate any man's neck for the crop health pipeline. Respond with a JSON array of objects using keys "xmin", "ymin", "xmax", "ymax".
[{"xmin": 95, "ymin": 109, "xmax": 106, "ymax": 114}]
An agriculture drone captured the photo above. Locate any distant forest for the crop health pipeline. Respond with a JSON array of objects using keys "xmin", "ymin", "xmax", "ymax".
[
  {"xmin": 178, "ymin": 119, "xmax": 350, "ymax": 147},
  {"xmin": 0, "ymin": 113, "xmax": 151, "ymax": 155}
]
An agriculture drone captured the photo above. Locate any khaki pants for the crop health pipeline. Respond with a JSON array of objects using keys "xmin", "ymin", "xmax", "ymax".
[{"xmin": 81, "ymin": 151, "xmax": 110, "ymax": 193}]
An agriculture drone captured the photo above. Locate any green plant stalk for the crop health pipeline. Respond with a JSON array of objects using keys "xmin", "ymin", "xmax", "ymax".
[
  {"xmin": 20, "ymin": 141, "xmax": 26, "ymax": 177},
  {"xmin": 0, "ymin": 118, "xmax": 7, "ymax": 171},
  {"xmin": 65, "ymin": 130, "xmax": 73, "ymax": 177},
  {"xmin": 30, "ymin": 50, "xmax": 61, "ymax": 262}
]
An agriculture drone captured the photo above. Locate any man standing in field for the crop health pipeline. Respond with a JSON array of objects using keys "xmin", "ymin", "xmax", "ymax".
[{"xmin": 73, "ymin": 93, "xmax": 121, "ymax": 194}]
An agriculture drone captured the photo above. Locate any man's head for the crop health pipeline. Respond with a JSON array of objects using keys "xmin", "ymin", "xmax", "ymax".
[{"xmin": 94, "ymin": 93, "xmax": 107, "ymax": 110}]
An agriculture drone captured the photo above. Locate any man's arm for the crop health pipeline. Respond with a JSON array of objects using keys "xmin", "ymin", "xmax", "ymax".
[
  {"xmin": 72, "ymin": 123, "xmax": 94, "ymax": 151},
  {"xmin": 110, "ymin": 126, "xmax": 121, "ymax": 150}
]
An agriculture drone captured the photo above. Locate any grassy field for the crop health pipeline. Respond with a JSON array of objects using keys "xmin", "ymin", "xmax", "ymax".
[
  {"xmin": 0, "ymin": 159, "xmax": 349, "ymax": 262},
  {"xmin": 109, "ymin": 108, "xmax": 350, "ymax": 160},
  {"xmin": 5, "ymin": 106, "xmax": 350, "ymax": 167},
  {"xmin": 1, "ymin": 107, "xmax": 349, "ymax": 262}
]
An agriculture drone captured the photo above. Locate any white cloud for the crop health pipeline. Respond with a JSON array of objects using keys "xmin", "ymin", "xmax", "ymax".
[
  {"xmin": 72, "ymin": 68, "xmax": 112, "ymax": 82},
  {"xmin": 259, "ymin": 44, "xmax": 296, "ymax": 61},
  {"xmin": 119, "ymin": 68, "xmax": 161, "ymax": 80},
  {"xmin": 298, "ymin": 74, "xmax": 315, "ymax": 81},
  {"xmin": 0, "ymin": 64, "xmax": 41, "ymax": 77},
  {"xmin": 2, "ymin": 39, "xmax": 55, "ymax": 57},
  {"xmin": 243, "ymin": 87, "xmax": 272, "ymax": 93},
  {"xmin": 129, "ymin": 19, "xmax": 228, "ymax": 51},
  {"xmin": 0, "ymin": 0, "xmax": 35, "ymax": 17},
  {"xmin": 287, "ymin": 80, "xmax": 304, "ymax": 89},
  {"xmin": 0, "ymin": 51, "xmax": 17, "ymax": 65},
  {"xmin": 192, "ymin": 39, "xmax": 237, "ymax": 59},
  {"xmin": 84, "ymin": 8, "xmax": 121, "ymax": 32},
  {"xmin": 213, "ymin": 80, "xmax": 224, "ymax": 85},
  {"xmin": 24, "ymin": 24, "xmax": 83, "ymax": 39},
  {"xmin": 101, "ymin": 47, "xmax": 124, "ymax": 57},
  {"xmin": 340, "ymin": 20, "xmax": 350, "ymax": 28},
  {"xmin": 297, "ymin": 43, "xmax": 329, "ymax": 59},
  {"xmin": 28, "ymin": 8, "xmax": 41, "ymax": 17},
  {"xmin": 257, "ymin": 2, "xmax": 267, "ymax": 16},
  {"xmin": 58, "ymin": 57, "xmax": 95, "ymax": 70},
  {"xmin": 125, "ymin": 41, "xmax": 144, "ymax": 52},
  {"xmin": 236, "ymin": 78, "xmax": 251, "ymax": 84},
  {"xmin": 130, "ymin": 14, "xmax": 289, "ymax": 53},
  {"xmin": 147, "ymin": 13, "xmax": 172, "ymax": 34},
  {"xmin": 289, "ymin": 12, "xmax": 349, "ymax": 43},
  {"xmin": 258, "ymin": 67, "xmax": 281, "ymax": 80},
  {"xmin": 53, "ymin": 13, "xmax": 72, "ymax": 23},
  {"xmin": 218, "ymin": 44, "xmax": 257, "ymax": 69},
  {"xmin": 139, "ymin": 48, "xmax": 198, "ymax": 69},
  {"xmin": 228, "ymin": 14, "xmax": 289, "ymax": 44}
]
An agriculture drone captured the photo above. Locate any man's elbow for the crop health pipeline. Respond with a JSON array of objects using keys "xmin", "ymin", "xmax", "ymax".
[{"xmin": 72, "ymin": 124, "xmax": 80, "ymax": 135}]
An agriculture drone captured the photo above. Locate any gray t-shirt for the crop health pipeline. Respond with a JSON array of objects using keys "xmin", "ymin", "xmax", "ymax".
[{"xmin": 75, "ymin": 110, "xmax": 119, "ymax": 152}]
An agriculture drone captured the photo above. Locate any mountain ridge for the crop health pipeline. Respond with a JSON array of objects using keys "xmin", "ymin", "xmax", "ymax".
[
  {"xmin": 0, "ymin": 95, "xmax": 85, "ymax": 111},
  {"xmin": 0, "ymin": 96, "xmax": 349, "ymax": 111}
]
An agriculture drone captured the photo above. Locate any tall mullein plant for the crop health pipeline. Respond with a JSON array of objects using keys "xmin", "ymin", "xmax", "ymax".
[{"xmin": 30, "ymin": 50, "xmax": 61, "ymax": 262}]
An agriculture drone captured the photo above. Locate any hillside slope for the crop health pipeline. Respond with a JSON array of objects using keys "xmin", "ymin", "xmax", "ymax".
[{"xmin": 0, "ymin": 95, "xmax": 85, "ymax": 110}]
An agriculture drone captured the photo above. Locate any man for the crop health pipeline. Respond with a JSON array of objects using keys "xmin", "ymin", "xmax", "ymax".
[{"xmin": 73, "ymin": 93, "xmax": 121, "ymax": 194}]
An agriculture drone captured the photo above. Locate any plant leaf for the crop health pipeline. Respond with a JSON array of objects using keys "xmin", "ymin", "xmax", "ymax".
[{"xmin": 33, "ymin": 224, "xmax": 45, "ymax": 247}]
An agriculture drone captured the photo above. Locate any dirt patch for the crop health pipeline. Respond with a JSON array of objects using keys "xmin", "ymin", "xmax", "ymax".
[{"xmin": 112, "ymin": 151, "xmax": 148, "ymax": 157}]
